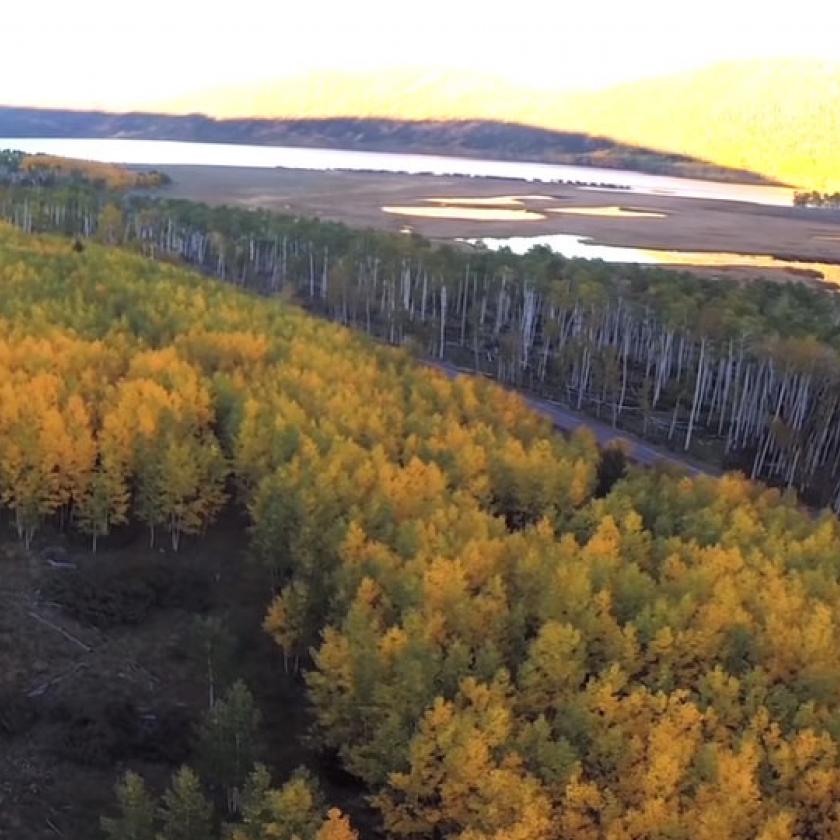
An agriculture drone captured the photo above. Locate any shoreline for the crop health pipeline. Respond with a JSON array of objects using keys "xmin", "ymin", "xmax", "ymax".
[
  {"xmin": 139, "ymin": 164, "xmax": 840, "ymax": 285},
  {"xmin": 0, "ymin": 108, "xmax": 777, "ymax": 186}
]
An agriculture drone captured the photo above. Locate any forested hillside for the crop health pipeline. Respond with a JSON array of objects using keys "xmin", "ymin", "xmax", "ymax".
[
  {"xmin": 3, "ymin": 177, "xmax": 840, "ymax": 510},
  {"xmin": 159, "ymin": 59, "xmax": 840, "ymax": 190},
  {"xmin": 4, "ymin": 223, "xmax": 840, "ymax": 837},
  {"xmin": 0, "ymin": 149, "xmax": 168, "ymax": 190}
]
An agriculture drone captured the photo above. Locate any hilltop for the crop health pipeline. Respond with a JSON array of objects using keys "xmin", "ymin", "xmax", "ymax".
[
  {"xmin": 553, "ymin": 58, "xmax": 840, "ymax": 192},
  {"xmin": 3, "ymin": 60, "xmax": 840, "ymax": 188},
  {"xmin": 153, "ymin": 59, "xmax": 840, "ymax": 191}
]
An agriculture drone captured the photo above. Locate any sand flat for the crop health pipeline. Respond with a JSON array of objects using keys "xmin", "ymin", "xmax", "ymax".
[
  {"xmin": 382, "ymin": 205, "xmax": 547, "ymax": 221},
  {"xmin": 144, "ymin": 165, "xmax": 840, "ymax": 285}
]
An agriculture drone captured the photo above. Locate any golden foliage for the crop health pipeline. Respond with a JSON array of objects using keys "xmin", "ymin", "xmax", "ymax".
[
  {"xmin": 21, "ymin": 154, "xmax": 168, "ymax": 189},
  {"xmin": 4, "ymin": 225, "xmax": 840, "ymax": 836}
]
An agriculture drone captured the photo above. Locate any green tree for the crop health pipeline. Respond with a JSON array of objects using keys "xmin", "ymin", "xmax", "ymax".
[
  {"xmin": 75, "ymin": 459, "xmax": 129, "ymax": 553},
  {"xmin": 98, "ymin": 202, "xmax": 124, "ymax": 244},
  {"xmin": 157, "ymin": 767, "xmax": 213, "ymax": 840},
  {"xmin": 197, "ymin": 680, "xmax": 262, "ymax": 815},
  {"xmin": 228, "ymin": 767, "xmax": 325, "ymax": 840},
  {"xmin": 189, "ymin": 615, "xmax": 236, "ymax": 710},
  {"xmin": 101, "ymin": 772, "xmax": 156, "ymax": 840},
  {"xmin": 230, "ymin": 764, "xmax": 274, "ymax": 840}
]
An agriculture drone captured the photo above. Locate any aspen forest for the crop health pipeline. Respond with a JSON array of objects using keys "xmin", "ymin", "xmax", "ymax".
[
  {"xmin": 5, "ymin": 152, "xmax": 170, "ymax": 190},
  {"xmin": 4, "ymin": 203, "xmax": 840, "ymax": 839},
  {"xmin": 2, "ymin": 171, "xmax": 840, "ymax": 508}
]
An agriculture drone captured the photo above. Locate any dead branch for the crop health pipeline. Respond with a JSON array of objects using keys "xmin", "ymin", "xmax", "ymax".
[{"xmin": 27, "ymin": 662, "xmax": 87, "ymax": 699}]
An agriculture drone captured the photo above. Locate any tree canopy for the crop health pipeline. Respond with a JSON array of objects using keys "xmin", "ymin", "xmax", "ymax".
[
  {"xmin": 4, "ymin": 224, "xmax": 840, "ymax": 836},
  {"xmin": 4, "ymin": 175, "xmax": 840, "ymax": 512}
]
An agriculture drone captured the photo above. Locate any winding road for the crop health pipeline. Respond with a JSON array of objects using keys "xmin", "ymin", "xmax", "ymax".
[{"xmin": 427, "ymin": 360, "xmax": 719, "ymax": 478}]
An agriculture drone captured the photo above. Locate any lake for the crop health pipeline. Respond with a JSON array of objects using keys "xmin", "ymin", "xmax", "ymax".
[
  {"xmin": 472, "ymin": 233, "xmax": 840, "ymax": 285},
  {"xmin": 0, "ymin": 137, "xmax": 794, "ymax": 207}
]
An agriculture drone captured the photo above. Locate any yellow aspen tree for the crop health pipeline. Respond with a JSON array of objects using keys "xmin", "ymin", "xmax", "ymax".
[{"xmin": 315, "ymin": 809, "xmax": 359, "ymax": 840}]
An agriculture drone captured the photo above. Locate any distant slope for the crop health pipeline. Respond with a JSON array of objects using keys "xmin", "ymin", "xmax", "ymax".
[
  {"xmin": 157, "ymin": 60, "xmax": 840, "ymax": 191},
  {"xmin": 7, "ymin": 58, "xmax": 838, "ymax": 188},
  {"xmin": 553, "ymin": 59, "xmax": 840, "ymax": 192},
  {"xmin": 0, "ymin": 108, "xmax": 765, "ymax": 184}
]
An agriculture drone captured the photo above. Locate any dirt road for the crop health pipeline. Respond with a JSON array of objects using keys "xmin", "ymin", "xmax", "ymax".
[{"xmin": 429, "ymin": 360, "xmax": 718, "ymax": 477}]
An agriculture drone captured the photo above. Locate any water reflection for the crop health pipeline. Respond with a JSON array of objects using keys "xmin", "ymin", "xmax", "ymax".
[
  {"xmin": 383, "ymin": 205, "xmax": 547, "ymax": 221},
  {"xmin": 472, "ymin": 233, "xmax": 840, "ymax": 285},
  {"xmin": 425, "ymin": 195, "xmax": 553, "ymax": 206}
]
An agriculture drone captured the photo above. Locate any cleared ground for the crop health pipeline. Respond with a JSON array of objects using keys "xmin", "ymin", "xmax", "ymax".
[{"xmin": 0, "ymin": 515, "xmax": 371, "ymax": 840}]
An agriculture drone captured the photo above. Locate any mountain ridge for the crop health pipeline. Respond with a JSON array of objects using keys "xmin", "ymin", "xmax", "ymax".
[
  {"xmin": 0, "ymin": 108, "xmax": 771, "ymax": 185},
  {"xmin": 154, "ymin": 59, "xmax": 840, "ymax": 190},
  {"xmin": 3, "ymin": 58, "xmax": 837, "ymax": 189}
]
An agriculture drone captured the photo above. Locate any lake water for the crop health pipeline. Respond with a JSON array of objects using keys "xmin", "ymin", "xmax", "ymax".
[
  {"xmin": 0, "ymin": 137, "xmax": 794, "ymax": 207},
  {"xmin": 473, "ymin": 233, "xmax": 840, "ymax": 285}
]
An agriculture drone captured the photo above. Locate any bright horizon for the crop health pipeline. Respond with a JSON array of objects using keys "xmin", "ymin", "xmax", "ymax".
[{"xmin": 1, "ymin": 1, "xmax": 839, "ymax": 114}]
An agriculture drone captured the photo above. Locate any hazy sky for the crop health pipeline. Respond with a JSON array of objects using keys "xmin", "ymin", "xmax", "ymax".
[{"xmin": 1, "ymin": 0, "xmax": 838, "ymax": 110}]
